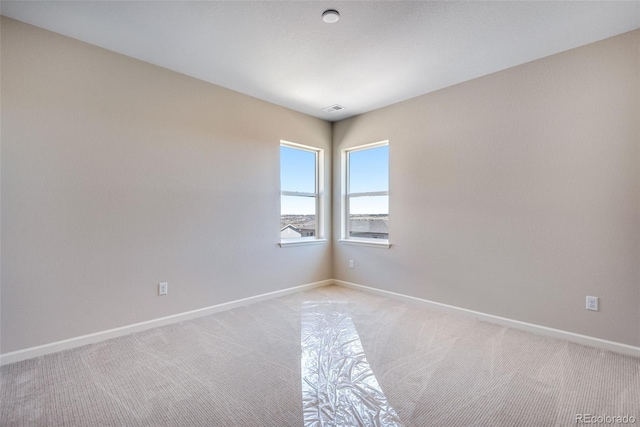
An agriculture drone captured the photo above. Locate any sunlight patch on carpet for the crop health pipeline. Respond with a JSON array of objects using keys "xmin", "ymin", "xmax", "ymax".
[{"xmin": 301, "ymin": 301, "xmax": 403, "ymax": 426}]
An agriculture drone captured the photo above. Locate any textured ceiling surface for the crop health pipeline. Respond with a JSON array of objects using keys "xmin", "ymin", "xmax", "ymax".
[{"xmin": 2, "ymin": 1, "xmax": 639, "ymax": 121}]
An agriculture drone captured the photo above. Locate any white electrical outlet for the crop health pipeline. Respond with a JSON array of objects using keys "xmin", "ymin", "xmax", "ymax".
[
  {"xmin": 158, "ymin": 282, "xmax": 168, "ymax": 296},
  {"xmin": 349, "ymin": 260, "xmax": 354, "ymax": 269},
  {"xmin": 586, "ymin": 296, "xmax": 598, "ymax": 311}
]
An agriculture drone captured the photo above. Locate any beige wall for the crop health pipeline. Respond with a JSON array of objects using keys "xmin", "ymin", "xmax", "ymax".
[
  {"xmin": 0, "ymin": 17, "xmax": 332, "ymax": 353},
  {"xmin": 333, "ymin": 30, "xmax": 640, "ymax": 346},
  {"xmin": 2, "ymin": 16, "xmax": 639, "ymax": 355}
]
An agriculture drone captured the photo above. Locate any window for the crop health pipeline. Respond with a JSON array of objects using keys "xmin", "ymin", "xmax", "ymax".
[
  {"xmin": 280, "ymin": 141, "xmax": 323, "ymax": 244},
  {"xmin": 343, "ymin": 141, "xmax": 389, "ymax": 244}
]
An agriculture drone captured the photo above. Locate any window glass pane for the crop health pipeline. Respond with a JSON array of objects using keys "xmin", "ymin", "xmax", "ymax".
[
  {"xmin": 281, "ymin": 195, "xmax": 316, "ymax": 239},
  {"xmin": 281, "ymin": 146, "xmax": 316, "ymax": 193},
  {"xmin": 348, "ymin": 195, "xmax": 389, "ymax": 215},
  {"xmin": 348, "ymin": 195, "xmax": 388, "ymax": 239},
  {"xmin": 348, "ymin": 145, "xmax": 388, "ymax": 193}
]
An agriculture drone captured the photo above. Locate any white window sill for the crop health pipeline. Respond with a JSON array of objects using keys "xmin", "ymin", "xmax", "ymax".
[
  {"xmin": 279, "ymin": 239, "xmax": 328, "ymax": 248},
  {"xmin": 338, "ymin": 239, "xmax": 391, "ymax": 249}
]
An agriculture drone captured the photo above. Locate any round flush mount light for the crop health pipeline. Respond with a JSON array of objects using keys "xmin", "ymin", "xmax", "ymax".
[{"xmin": 322, "ymin": 9, "xmax": 340, "ymax": 24}]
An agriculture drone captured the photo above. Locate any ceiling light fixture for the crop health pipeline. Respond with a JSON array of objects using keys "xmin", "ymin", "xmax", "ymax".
[{"xmin": 322, "ymin": 9, "xmax": 340, "ymax": 24}]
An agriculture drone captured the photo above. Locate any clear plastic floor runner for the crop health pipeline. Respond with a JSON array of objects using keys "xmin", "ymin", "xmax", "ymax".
[{"xmin": 301, "ymin": 301, "xmax": 403, "ymax": 427}]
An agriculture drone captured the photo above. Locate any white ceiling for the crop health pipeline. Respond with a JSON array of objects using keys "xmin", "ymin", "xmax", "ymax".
[{"xmin": 2, "ymin": 1, "xmax": 639, "ymax": 121}]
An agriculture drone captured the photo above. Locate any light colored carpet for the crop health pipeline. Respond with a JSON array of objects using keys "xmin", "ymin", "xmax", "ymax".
[{"xmin": 2, "ymin": 285, "xmax": 639, "ymax": 426}]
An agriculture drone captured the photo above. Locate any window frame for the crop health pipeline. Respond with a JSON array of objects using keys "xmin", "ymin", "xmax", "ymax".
[
  {"xmin": 341, "ymin": 140, "xmax": 390, "ymax": 248},
  {"xmin": 279, "ymin": 141, "xmax": 325, "ymax": 247}
]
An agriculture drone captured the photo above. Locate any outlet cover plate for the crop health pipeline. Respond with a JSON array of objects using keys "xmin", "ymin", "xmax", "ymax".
[
  {"xmin": 586, "ymin": 296, "xmax": 598, "ymax": 311},
  {"xmin": 159, "ymin": 282, "xmax": 168, "ymax": 296}
]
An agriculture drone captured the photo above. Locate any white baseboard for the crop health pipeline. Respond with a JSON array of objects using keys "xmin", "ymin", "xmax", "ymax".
[
  {"xmin": 4, "ymin": 278, "xmax": 638, "ymax": 366},
  {"xmin": 334, "ymin": 280, "xmax": 640, "ymax": 358},
  {"xmin": 0, "ymin": 279, "xmax": 331, "ymax": 366}
]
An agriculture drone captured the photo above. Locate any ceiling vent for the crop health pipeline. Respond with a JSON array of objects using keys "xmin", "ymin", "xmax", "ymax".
[{"xmin": 322, "ymin": 104, "xmax": 345, "ymax": 113}]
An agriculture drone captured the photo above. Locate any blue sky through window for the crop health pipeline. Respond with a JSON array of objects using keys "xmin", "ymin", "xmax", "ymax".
[
  {"xmin": 280, "ymin": 146, "xmax": 315, "ymax": 193},
  {"xmin": 281, "ymin": 145, "xmax": 316, "ymax": 215},
  {"xmin": 280, "ymin": 144, "xmax": 389, "ymax": 215},
  {"xmin": 348, "ymin": 145, "xmax": 389, "ymax": 214},
  {"xmin": 348, "ymin": 145, "xmax": 389, "ymax": 194}
]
